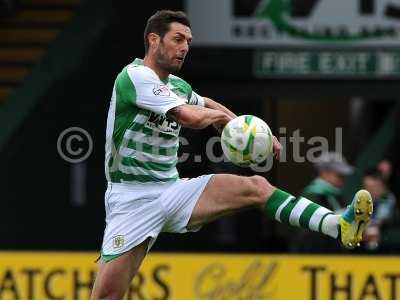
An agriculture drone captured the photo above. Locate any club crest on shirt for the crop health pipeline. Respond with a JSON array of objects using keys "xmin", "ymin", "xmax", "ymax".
[
  {"xmin": 153, "ymin": 84, "xmax": 170, "ymax": 97},
  {"xmin": 113, "ymin": 235, "xmax": 125, "ymax": 249}
]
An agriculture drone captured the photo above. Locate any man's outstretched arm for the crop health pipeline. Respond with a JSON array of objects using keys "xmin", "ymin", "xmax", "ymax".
[
  {"xmin": 202, "ymin": 97, "xmax": 237, "ymax": 132},
  {"xmin": 204, "ymin": 97, "xmax": 237, "ymax": 119},
  {"xmin": 167, "ymin": 104, "xmax": 232, "ymax": 130}
]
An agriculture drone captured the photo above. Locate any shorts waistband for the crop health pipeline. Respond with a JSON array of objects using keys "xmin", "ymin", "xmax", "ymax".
[{"xmin": 107, "ymin": 180, "xmax": 176, "ymax": 191}]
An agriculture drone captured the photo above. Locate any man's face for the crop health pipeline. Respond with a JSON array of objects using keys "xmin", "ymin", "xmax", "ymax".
[
  {"xmin": 320, "ymin": 170, "xmax": 345, "ymax": 188},
  {"xmin": 363, "ymin": 176, "xmax": 386, "ymax": 200},
  {"xmin": 153, "ymin": 22, "xmax": 192, "ymax": 74}
]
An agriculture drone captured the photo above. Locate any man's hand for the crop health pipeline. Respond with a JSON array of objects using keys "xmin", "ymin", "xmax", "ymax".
[
  {"xmin": 202, "ymin": 97, "xmax": 237, "ymax": 134},
  {"xmin": 272, "ymin": 136, "xmax": 282, "ymax": 160},
  {"xmin": 204, "ymin": 98, "xmax": 237, "ymax": 118}
]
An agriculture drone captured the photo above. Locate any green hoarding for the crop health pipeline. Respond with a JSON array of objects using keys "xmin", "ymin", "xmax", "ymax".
[{"xmin": 254, "ymin": 50, "xmax": 400, "ymax": 78}]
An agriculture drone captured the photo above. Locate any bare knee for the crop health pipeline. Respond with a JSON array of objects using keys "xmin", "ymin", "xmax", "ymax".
[{"xmin": 247, "ymin": 175, "xmax": 274, "ymax": 206}]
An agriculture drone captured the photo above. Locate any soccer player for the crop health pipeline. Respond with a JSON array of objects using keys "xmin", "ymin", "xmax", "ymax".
[{"xmin": 90, "ymin": 10, "xmax": 373, "ymax": 300}]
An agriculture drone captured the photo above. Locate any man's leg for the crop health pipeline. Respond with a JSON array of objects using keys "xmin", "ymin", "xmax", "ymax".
[
  {"xmin": 90, "ymin": 238, "xmax": 150, "ymax": 300},
  {"xmin": 189, "ymin": 174, "xmax": 372, "ymax": 249}
]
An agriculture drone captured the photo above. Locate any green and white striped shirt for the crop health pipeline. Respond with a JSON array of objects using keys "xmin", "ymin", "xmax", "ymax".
[{"xmin": 105, "ymin": 58, "xmax": 204, "ymax": 183}]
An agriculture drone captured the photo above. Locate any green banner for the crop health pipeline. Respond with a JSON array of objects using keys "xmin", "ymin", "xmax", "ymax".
[{"xmin": 254, "ymin": 50, "xmax": 400, "ymax": 78}]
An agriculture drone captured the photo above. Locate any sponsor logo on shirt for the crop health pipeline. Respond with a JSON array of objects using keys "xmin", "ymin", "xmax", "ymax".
[
  {"xmin": 145, "ymin": 112, "xmax": 180, "ymax": 137},
  {"xmin": 153, "ymin": 84, "xmax": 170, "ymax": 97}
]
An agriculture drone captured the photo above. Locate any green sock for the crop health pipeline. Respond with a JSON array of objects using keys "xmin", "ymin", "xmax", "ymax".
[{"xmin": 264, "ymin": 189, "xmax": 339, "ymax": 238}]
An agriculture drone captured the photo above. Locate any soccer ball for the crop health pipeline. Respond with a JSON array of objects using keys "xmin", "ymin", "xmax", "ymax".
[{"xmin": 221, "ymin": 115, "xmax": 274, "ymax": 166}]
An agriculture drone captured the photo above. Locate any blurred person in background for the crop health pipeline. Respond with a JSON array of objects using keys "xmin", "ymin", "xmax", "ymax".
[
  {"xmin": 289, "ymin": 151, "xmax": 353, "ymax": 253},
  {"xmin": 303, "ymin": 151, "xmax": 354, "ymax": 211},
  {"xmin": 362, "ymin": 168, "xmax": 398, "ymax": 251},
  {"xmin": 377, "ymin": 107, "xmax": 400, "ymax": 198}
]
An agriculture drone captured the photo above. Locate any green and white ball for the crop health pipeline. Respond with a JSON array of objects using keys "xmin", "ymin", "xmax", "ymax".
[{"xmin": 221, "ymin": 115, "xmax": 274, "ymax": 166}]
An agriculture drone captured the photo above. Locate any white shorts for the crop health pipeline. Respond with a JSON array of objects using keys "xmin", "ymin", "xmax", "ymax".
[{"xmin": 101, "ymin": 174, "xmax": 213, "ymax": 257}]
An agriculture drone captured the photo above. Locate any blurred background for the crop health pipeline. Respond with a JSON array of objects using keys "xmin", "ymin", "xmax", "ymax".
[{"xmin": 0, "ymin": 0, "xmax": 399, "ymax": 298}]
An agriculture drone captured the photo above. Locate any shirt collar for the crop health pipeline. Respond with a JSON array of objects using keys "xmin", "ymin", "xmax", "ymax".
[
  {"xmin": 132, "ymin": 58, "xmax": 169, "ymax": 84},
  {"xmin": 133, "ymin": 58, "xmax": 144, "ymax": 65}
]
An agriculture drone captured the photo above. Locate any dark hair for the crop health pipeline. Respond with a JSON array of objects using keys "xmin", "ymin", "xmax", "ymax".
[
  {"xmin": 363, "ymin": 167, "xmax": 387, "ymax": 184},
  {"xmin": 144, "ymin": 10, "xmax": 191, "ymax": 53}
]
